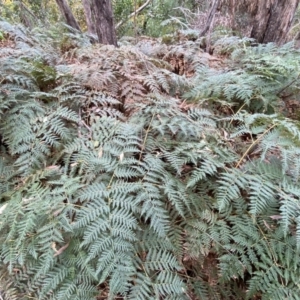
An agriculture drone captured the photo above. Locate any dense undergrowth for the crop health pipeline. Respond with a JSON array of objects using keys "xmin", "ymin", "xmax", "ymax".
[{"xmin": 1, "ymin": 21, "xmax": 300, "ymax": 300}]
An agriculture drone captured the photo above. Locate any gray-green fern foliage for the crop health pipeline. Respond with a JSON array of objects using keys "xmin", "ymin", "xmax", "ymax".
[{"xmin": 1, "ymin": 21, "xmax": 300, "ymax": 300}]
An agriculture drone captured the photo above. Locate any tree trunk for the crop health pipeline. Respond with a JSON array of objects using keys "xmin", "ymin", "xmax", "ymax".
[
  {"xmin": 90, "ymin": 0, "xmax": 117, "ymax": 46},
  {"xmin": 55, "ymin": 0, "xmax": 81, "ymax": 31},
  {"xmin": 18, "ymin": 1, "xmax": 35, "ymax": 28},
  {"xmin": 250, "ymin": 0, "xmax": 299, "ymax": 45},
  {"xmin": 199, "ymin": 0, "xmax": 221, "ymax": 37},
  {"xmin": 229, "ymin": 0, "xmax": 236, "ymax": 31},
  {"xmin": 82, "ymin": 0, "xmax": 96, "ymax": 35}
]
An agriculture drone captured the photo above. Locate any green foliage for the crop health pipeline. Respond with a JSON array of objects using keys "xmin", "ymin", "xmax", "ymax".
[
  {"xmin": 115, "ymin": 0, "xmax": 195, "ymax": 38},
  {"xmin": 187, "ymin": 40, "xmax": 300, "ymax": 114},
  {"xmin": 1, "ymin": 21, "xmax": 300, "ymax": 300}
]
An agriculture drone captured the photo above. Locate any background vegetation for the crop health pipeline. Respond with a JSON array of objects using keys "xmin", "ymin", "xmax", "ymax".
[{"xmin": 1, "ymin": 1, "xmax": 300, "ymax": 299}]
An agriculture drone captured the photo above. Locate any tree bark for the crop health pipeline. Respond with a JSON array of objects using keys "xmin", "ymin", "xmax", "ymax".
[
  {"xmin": 55, "ymin": 0, "xmax": 81, "ymax": 32},
  {"xmin": 250, "ymin": 0, "xmax": 299, "ymax": 45},
  {"xmin": 81, "ymin": 0, "xmax": 96, "ymax": 35},
  {"xmin": 90, "ymin": 0, "xmax": 117, "ymax": 46}
]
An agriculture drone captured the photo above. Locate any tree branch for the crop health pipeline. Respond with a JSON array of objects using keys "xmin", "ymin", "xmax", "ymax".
[{"xmin": 115, "ymin": 0, "xmax": 151, "ymax": 30}]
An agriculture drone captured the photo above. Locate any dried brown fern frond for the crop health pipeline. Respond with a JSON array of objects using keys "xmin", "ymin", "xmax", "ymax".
[{"xmin": 65, "ymin": 44, "xmax": 190, "ymax": 111}]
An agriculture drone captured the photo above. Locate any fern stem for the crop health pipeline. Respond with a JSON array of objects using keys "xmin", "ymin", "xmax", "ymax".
[
  {"xmin": 254, "ymin": 219, "xmax": 279, "ymax": 267},
  {"xmin": 235, "ymin": 124, "xmax": 277, "ymax": 168},
  {"xmin": 139, "ymin": 112, "xmax": 155, "ymax": 161},
  {"xmin": 230, "ymin": 102, "xmax": 247, "ymax": 126}
]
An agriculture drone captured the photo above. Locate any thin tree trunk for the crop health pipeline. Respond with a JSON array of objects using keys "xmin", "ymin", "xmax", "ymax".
[
  {"xmin": 18, "ymin": 1, "xmax": 34, "ymax": 28},
  {"xmin": 82, "ymin": 0, "xmax": 96, "ymax": 35},
  {"xmin": 55, "ymin": 0, "xmax": 81, "ymax": 31},
  {"xmin": 229, "ymin": 0, "xmax": 236, "ymax": 31},
  {"xmin": 250, "ymin": 0, "xmax": 299, "ymax": 45},
  {"xmin": 90, "ymin": 0, "xmax": 117, "ymax": 46},
  {"xmin": 199, "ymin": 0, "xmax": 221, "ymax": 37}
]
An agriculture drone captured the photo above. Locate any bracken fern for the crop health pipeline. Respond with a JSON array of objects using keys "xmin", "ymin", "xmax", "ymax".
[{"xmin": 1, "ymin": 22, "xmax": 300, "ymax": 300}]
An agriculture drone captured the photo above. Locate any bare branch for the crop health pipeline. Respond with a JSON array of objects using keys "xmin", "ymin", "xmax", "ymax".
[{"xmin": 115, "ymin": 0, "xmax": 152, "ymax": 30}]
